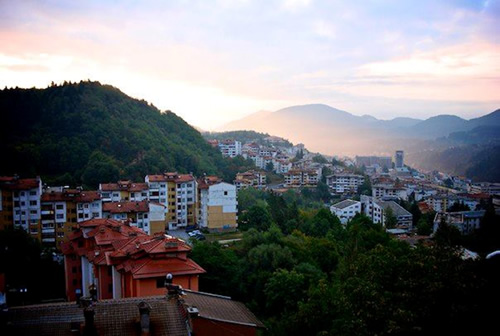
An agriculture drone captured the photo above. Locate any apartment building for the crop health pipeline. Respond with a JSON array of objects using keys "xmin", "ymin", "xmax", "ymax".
[
  {"xmin": 470, "ymin": 182, "xmax": 500, "ymax": 196},
  {"xmin": 284, "ymin": 169, "xmax": 319, "ymax": 187},
  {"xmin": 330, "ymin": 199, "xmax": 361, "ymax": 225},
  {"xmin": 102, "ymin": 200, "xmax": 151, "ymax": 233},
  {"xmin": 234, "ymin": 170, "xmax": 266, "ymax": 190},
  {"xmin": 326, "ymin": 174, "xmax": 364, "ymax": 195},
  {"xmin": 0, "ymin": 176, "xmax": 42, "ymax": 236},
  {"xmin": 198, "ymin": 177, "xmax": 238, "ymax": 232},
  {"xmin": 41, "ymin": 189, "xmax": 102, "ymax": 248},
  {"xmin": 99, "ymin": 180, "xmax": 149, "ymax": 202},
  {"xmin": 361, "ymin": 195, "xmax": 413, "ymax": 229},
  {"xmin": 218, "ymin": 139, "xmax": 242, "ymax": 158},
  {"xmin": 145, "ymin": 173, "xmax": 198, "ymax": 230},
  {"xmin": 433, "ymin": 211, "xmax": 485, "ymax": 235},
  {"xmin": 372, "ymin": 183, "xmax": 408, "ymax": 201}
]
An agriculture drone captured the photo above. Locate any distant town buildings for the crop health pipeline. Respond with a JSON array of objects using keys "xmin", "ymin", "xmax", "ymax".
[
  {"xmin": 218, "ymin": 139, "xmax": 242, "ymax": 158},
  {"xmin": 284, "ymin": 169, "xmax": 319, "ymax": 188},
  {"xmin": 355, "ymin": 156, "xmax": 392, "ymax": 169},
  {"xmin": 234, "ymin": 170, "xmax": 266, "ymax": 190}
]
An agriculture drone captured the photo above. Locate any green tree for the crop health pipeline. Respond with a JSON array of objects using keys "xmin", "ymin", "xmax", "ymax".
[
  {"xmin": 416, "ymin": 217, "xmax": 433, "ymax": 235},
  {"xmin": 384, "ymin": 206, "xmax": 398, "ymax": 229},
  {"xmin": 239, "ymin": 204, "xmax": 272, "ymax": 231}
]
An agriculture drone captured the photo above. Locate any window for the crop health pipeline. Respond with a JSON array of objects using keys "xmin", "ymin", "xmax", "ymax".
[
  {"xmin": 29, "ymin": 191, "xmax": 37, "ymax": 196},
  {"xmin": 224, "ymin": 191, "xmax": 228, "ymax": 196},
  {"xmin": 56, "ymin": 204, "xmax": 64, "ymax": 210},
  {"xmin": 156, "ymin": 277, "xmax": 165, "ymax": 288},
  {"xmin": 30, "ymin": 210, "xmax": 37, "ymax": 215},
  {"xmin": 143, "ymin": 214, "xmax": 148, "ymax": 219},
  {"xmin": 56, "ymin": 214, "xmax": 64, "ymax": 219},
  {"xmin": 20, "ymin": 192, "xmax": 25, "ymax": 197},
  {"xmin": 73, "ymin": 279, "xmax": 77, "ymax": 286}
]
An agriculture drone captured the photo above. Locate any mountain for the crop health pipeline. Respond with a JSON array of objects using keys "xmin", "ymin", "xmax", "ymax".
[
  {"xmin": 408, "ymin": 115, "xmax": 468, "ymax": 138},
  {"xmin": 0, "ymin": 81, "xmax": 250, "ymax": 187},
  {"xmin": 219, "ymin": 104, "xmax": 498, "ymax": 156}
]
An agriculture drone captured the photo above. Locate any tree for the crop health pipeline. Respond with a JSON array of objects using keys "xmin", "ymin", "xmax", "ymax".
[
  {"xmin": 447, "ymin": 201, "xmax": 470, "ymax": 212},
  {"xmin": 312, "ymin": 155, "xmax": 328, "ymax": 164},
  {"xmin": 358, "ymin": 176, "xmax": 372, "ymax": 195},
  {"xmin": 239, "ymin": 204, "xmax": 272, "ymax": 231},
  {"xmin": 416, "ymin": 217, "xmax": 432, "ymax": 235},
  {"xmin": 384, "ymin": 206, "xmax": 398, "ymax": 229},
  {"xmin": 265, "ymin": 161, "xmax": 274, "ymax": 172}
]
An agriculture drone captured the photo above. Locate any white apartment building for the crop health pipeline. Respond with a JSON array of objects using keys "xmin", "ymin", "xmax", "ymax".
[
  {"xmin": 284, "ymin": 169, "xmax": 319, "ymax": 187},
  {"xmin": 326, "ymin": 174, "xmax": 365, "ymax": 195},
  {"xmin": 361, "ymin": 195, "xmax": 413, "ymax": 229},
  {"xmin": 433, "ymin": 211, "xmax": 485, "ymax": 235},
  {"xmin": 6, "ymin": 177, "xmax": 43, "ymax": 233},
  {"xmin": 372, "ymin": 184, "xmax": 408, "ymax": 201},
  {"xmin": 330, "ymin": 199, "xmax": 361, "ymax": 225},
  {"xmin": 218, "ymin": 139, "xmax": 242, "ymax": 158},
  {"xmin": 199, "ymin": 181, "xmax": 238, "ymax": 232}
]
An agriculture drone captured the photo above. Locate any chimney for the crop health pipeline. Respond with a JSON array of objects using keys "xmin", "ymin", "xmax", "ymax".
[
  {"xmin": 138, "ymin": 302, "xmax": 152, "ymax": 336},
  {"xmin": 82, "ymin": 305, "xmax": 97, "ymax": 336}
]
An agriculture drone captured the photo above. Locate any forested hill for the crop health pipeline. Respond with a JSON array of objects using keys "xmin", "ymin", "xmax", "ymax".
[{"xmin": 0, "ymin": 81, "xmax": 249, "ymax": 187}]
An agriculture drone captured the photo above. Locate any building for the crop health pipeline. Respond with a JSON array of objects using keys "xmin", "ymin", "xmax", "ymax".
[
  {"xmin": 218, "ymin": 139, "xmax": 242, "ymax": 158},
  {"xmin": 145, "ymin": 173, "xmax": 198, "ymax": 230},
  {"xmin": 4, "ymin": 284, "xmax": 265, "ymax": 336},
  {"xmin": 395, "ymin": 150, "xmax": 404, "ymax": 169},
  {"xmin": 355, "ymin": 156, "xmax": 392, "ymax": 169},
  {"xmin": 234, "ymin": 170, "xmax": 266, "ymax": 190},
  {"xmin": 198, "ymin": 177, "xmax": 238, "ymax": 232},
  {"xmin": 330, "ymin": 199, "xmax": 361, "ymax": 224},
  {"xmin": 99, "ymin": 180, "xmax": 149, "ymax": 203},
  {"xmin": 433, "ymin": 211, "xmax": 485, "ymax": 235},
  {"xmin": 102, "ymin": 200, "xmax": 152, "ymax": 233},
  {"xmin": 372, "ymin": 183, "xmax": 408, "ymax": 201},
  {"xmin": 62, "ymin": 218, "xmax": 205, "ymax": 302},
  {"xmin": 40, "ymin": 189, "xmax": 102, "ymax": 248},
  {"xmin": 361, "ymin": 195, "xmax": 413, "ymax": 229},
  {"xmin": 284, "ymin": 169, "xmax": 319, "ymax": 188},
  {"xmin": 470, "ymin": 182, "xmax": 500, "ymax": 196},
  {"xmin": 0, "ymin": 176, "xmax": 42, "ymax": 237},
  {"xmin": 326, "ymin": 174, "xmax": 364, "ymax": 195}
]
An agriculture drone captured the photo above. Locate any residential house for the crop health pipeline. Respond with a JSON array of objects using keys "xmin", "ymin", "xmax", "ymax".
[
  {"xmin": 234, "ymin": 171, "xmax": 266, "ymax": 190},
  {"xmin": 99, "ymin": 180, "xmax": 149, "ymax": 203},
  {"xmin": 62, "ymin": 218, "xmax": 205, "ymax": 302},
  {"xmin": 218, "ymin": 139, "xmax": 242, "ymax": 158}
]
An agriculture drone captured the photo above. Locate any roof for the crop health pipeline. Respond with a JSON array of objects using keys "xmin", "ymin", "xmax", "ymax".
[
  {"xmin": 175, "ymin": 174, "xmax": 194, "ymax": 183},
  {"xmin": 379, "ymin": 200, "xmax": 412, "ymax": 217},
  {"xmin": 0, "ymin": 177, "xmax": 40, "ymax": 190},
  {"xmin": 182, "ymin": 290, "xmax": 265, "ymax": 328},
  {"xmin": 2, "ymin": 296, "xmax": 188, "ymax": 336},
  {"xmin": 100, "ymin": 182, "xmax": 148, "ymax": 192},
  {"xmin": 332, "ymin": 199, "xmax": 360, "ymax": 210},
  {"xmin": 103, "ymin": 201, "xmax": 149, "ymax": 213},
  {"xmin": 41, "ymin": 190, "xmax": 101, "ymax": 203},
  {"xmin": 124, "ymin": 258, "xmax": 206, "ymax": 279}
]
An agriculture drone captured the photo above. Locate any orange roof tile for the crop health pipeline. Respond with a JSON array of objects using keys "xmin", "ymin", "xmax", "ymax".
[{"xmin": 102, "ymin": 201, "xmax": 149, "ymax": 213}]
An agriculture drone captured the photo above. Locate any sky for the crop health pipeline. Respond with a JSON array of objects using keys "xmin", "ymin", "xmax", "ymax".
[{"xmin": 0, "ymin": 0, "xmax": 499, "ymax": 130}]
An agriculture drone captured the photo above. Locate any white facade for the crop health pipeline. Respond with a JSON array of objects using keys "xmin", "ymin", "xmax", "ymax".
[
  {"xmin": 77, "ymin": 200, "xmax": 102, "ymax": 222},
  {"xmin": 12, "ymin": 181, "xmax": 42, "ymax": 233},
  {"xmin": 199, "ymin": 182, "xmax": 238, "ymax": 230},
  {"xmin": 219, "ymin": 140, "xmax": 242, "ymax": 158},
  {"xmin": 327, "ymin": 174, "xmax": 364, "ymax": 194},
  {"xmin": 330, "ymin": 200, "xmax": 361, "ymax": 225}
]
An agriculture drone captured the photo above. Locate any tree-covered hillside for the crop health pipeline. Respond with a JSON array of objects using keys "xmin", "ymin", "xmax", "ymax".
[
  {"xmin": 0, "ymin": 81, "xmax": 251, "ymax": 187},
  {"xmin": 203, "ymin": 130, "xmax": 294, "ymax": 147}
]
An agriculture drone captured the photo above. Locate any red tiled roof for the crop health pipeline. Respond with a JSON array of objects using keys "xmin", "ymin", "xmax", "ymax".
[
  {"xmin": 146, "ymin": 174, "xmax": 167, "ymax": 182},
  {"xmin": 102, "ymin": 201, "xmax": 149, "ymax": 213},
  {"xmin": 0, "ymin": 177, "xmax": 40, "ymax": 190},
  {"xmin": 182, "ymin": 290, "xmax": 265, "ymax": 328},
  {"xmin": 78, "ymin": 218, "xmax": 123, "ymax": 228},
  {"xmin": 100, "ymin": 182, "xmax": 148, "ymax": 192},
  {"xmin": 41, "ymin": 190, "xmax": 101, "ymax": 202},
  {"xmin": 129, "ymin": 257, "xmax": 205, "ymax": 279},
  {"xmin": 175, "ymin": 174, "xmax": 194, "ymax": 183}
]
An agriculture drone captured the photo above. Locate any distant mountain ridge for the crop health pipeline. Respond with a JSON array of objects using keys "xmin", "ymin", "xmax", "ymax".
[{"xmin": 219, "ymin": 104, "xmax": 499, "ymax": 155}]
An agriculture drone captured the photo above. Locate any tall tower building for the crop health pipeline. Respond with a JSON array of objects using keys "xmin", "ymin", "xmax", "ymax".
[{"xmin": 395, "ymin": 150, "xmax": 404, "ymax": 169}]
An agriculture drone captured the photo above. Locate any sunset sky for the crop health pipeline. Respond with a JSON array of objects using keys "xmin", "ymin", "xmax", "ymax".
[{"xmin": 1, "ymin": 0, "xmax": 499, "ymax": 130}]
